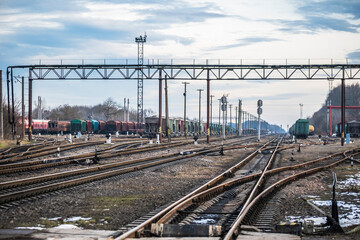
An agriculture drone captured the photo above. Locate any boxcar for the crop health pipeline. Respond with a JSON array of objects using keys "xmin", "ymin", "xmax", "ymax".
[
  {"xmin": 91, "ymin": 120, "xmax": 99, "ymax": 133},
  {"xmin": 290, "ymin": 119, "xmax": 309, "ymax": 139},
  {"xmin": 178, "ymin": 119, "xmax": 184, "ymax": 133},
  {"xmin": 128, "ymin": 121, "xmax": 136, "ymax": 133},
  {"xmin": 32, "ymin": 120, "xmax": 50, "ymax": 134},
  {"xmin": 98, "ymin": 120, "xmax": 106, "ymax": 133},
  {"xmin": 347, "ymin": 121, "xmax": 360, "ymax": 137},
  {"xmin": 48, "ymin": 120, "xmax": 70, "ymax": 134},
  {"xmin": 168, "ymin": 119, "xmax": 176, "ymax": 135},
  {"xmin": 120, "ymin": 121, "xmax": 128, "ymax": 134},
  {"xmin": 105, "ymin": 120, "xmax": 121, "ymax": 133},
  {"xmin": 337, "ymin": 121, "xmax": 360, "ymax": 138},
  {"xmin": 71, "ymin": 119, "xmax": 86, "ymax": 133},
  {"xmin": 138, "ymin": 122, "xmax": 145, "ymax": 135},
  {"xmin": 85, "ymin": 120, "xmax": 93, "ymax": 133}
]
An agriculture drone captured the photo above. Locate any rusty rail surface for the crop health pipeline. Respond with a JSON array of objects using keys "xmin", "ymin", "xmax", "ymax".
[
  {"xmin": 116, "ymin": 141, "xmax": 359, "ymax": 239},
  {"xmin": 0, "ymin": 137, "xmax": 259, "ymax": 205},
  {"xmin": 115, "ymin": 138, "xmax": 277, "ymax": 239},
  {"xmin": 0, "ymin": 136, "xmax": 258, "ymax": 174},
  {"xmin": 223, "ymin": 148, "xmax": 360, "ymax": 239}
]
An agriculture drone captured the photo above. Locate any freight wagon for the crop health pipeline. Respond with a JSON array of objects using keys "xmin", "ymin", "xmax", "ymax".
[
  {"xmin": 336, "ymin": 121, "xmax": 360, "ymax": 138},
  {"xmin": 70, "ymin": 119, "xmax": 86, "ymax": 134},
  {"xmin": 289, "ymin": 119, "xmax": 309, "ymax": 139},
  {"xmin": 48, "ymin": 120, "xmax": 71, "ymax": 134}
]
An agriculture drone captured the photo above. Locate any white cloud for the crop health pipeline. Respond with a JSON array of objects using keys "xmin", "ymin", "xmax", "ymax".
[{"xmin": 1, "ymin": 0, "xmax": 360, "ymax": 130}]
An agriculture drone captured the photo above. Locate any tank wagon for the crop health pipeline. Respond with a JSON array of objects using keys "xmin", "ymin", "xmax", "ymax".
[{"xmin": 309, "ymin": 125, "xmax": 315, "ymax": 136}]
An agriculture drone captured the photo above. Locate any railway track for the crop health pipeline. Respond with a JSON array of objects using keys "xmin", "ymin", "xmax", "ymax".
[
  {"xmin": 0, "ymin": 136, "xmax": 261, "ymax": 207},
  {"xmin": 114, "ymin": 137, "xmax": 360, "ymax": 239},
  {"xmin": 0, "ymin": 135, "xmax": 260, "ymax": 175}
]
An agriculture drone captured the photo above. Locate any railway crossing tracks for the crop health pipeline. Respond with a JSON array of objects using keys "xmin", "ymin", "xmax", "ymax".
[
  {"xmin": 115, "ymin": 137, "xmax": 360, "ymax": 239},
  {"xmin": 0, "ymin": 136, "xmax": 258, "ymax": 208}
]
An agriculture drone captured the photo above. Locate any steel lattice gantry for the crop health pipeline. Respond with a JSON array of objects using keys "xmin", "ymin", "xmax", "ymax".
[
  {"xmin": 8, "ymin": 63, "xmax": 360, "ymax": 80},
  {"xmin": 6, "ymin": 63, "xmax": 360, "ymax": 143}
]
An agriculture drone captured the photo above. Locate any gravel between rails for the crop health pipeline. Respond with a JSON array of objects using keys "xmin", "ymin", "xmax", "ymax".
[{"xmin": 0, "ymin": 140, "xmax": 252, "ymax": 230}]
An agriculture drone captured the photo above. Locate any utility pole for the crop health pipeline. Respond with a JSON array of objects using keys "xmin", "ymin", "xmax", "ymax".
[
  {"xmin": 235, "ymin": 106, "xmax": 238, "ymax": 135},
  {"xmin": 22, "ymin": 77, "xmax": 25, "ymax": 140},
  {"xmin": 257, "ymin": 100, "xmax": 263, "ymax": 141},
  {"xmin": 165, "ymin": 75, "xmax": 170, "ymax": 142},
  {"xmin": 221, "ymin": 95, "xmax": 227, "ymax": 139},
  {"xmin": 206, "ymin": 70, "xmax": 210, "ymax": 143},
  {"xmin": 182, "ymin": 82, "xmax": 189, "ymax": 137},
  {"xmin": 135, "ymin": 33, "xmax": 147, "ymax": 123},
  {"xmin": 0, "ymin": 70, "xmax": 3, "ymax": 140},
  {"xmin": 127, "ymin": 98, "xmax": 129, "ymax": 121},
  {"xmin": 38, "ymin": 96, "xmax": 42, "ymax": 119},
  {"xmin": 29, "ymin": 70, "xmax": 33, "ymax": 141},
  {"xmin": 158, "ymin": 70, "xmax": 162, "ymax": 143},
  {"xmin": 341, "ymin": 67, "xmax": 345, "ymax": 146},
  {"xmin": 229, "ymin": 104, "xmax": 232, "ymax": 135},
  {"xmin": 123, "ymin": 98, "xmax": 126, "ymax": 121},
  {"xmin": 218, "ymin": 98, "xmax": 221, "ymax": 135},
  {"xmin": 238, "ymin": 100, "xmax": 242, "ymax": 136},
  {"xmin": 197, "ymin": 89, "xmax": 204, "ymax": 135},
  {"xmin": 210, "ymin": 95, "xmax": 215, "ymax": 134}
]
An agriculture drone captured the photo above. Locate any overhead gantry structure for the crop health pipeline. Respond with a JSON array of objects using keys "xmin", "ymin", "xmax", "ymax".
[{"xmin": 7, "ymin": 62, "xmax": 360, "ymax": 145}]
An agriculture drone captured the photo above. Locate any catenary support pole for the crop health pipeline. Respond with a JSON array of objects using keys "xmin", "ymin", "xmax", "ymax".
[
  {"xmin": 218, "ymin": 99, "xmax": 221, "ymax": 135},
  {"xmin": 123, "ymin": 98, "xmax": 126, "ymax": 121},
  {"xmin": 210, "ymin": 95, "xmax": 214, "ymax": 135},
  {"xmin": 341, "ymin": 67, "xmax": 345, "ymax": 146},
  {"xmin": 10, "ymin": 68, "xmax": 15, "ymax": 139},
  {"xmin": 29, "ymin": 70, "xmax": 33, "ymax": 141},
  {"xmin": 238, "ymin": 100, "xmax": 242, "ymax": 136},
  {"xmin": 197, "ymin": 88, "xmax": 204, "ymax": 135},
  {"xmin": 158, "ymin": 69, "xmax": 162, "ymax": 143},
  {"xmin": 22, "ymin": 77, "xmax": 25, "ymax": 140},
  {"xmin": 207, "ymin": 70, "xmax": 210, "ymax": 143},
  {"xmin": 235, "ymin": 106, "xmax": 238, "ymax": 135},
  {"xmin": 182, "ymin": 82, "xmax": 189, "ymax": 138},
  {"xmin": 165, "ymin": 75, "xmax": 170, "ymax": 142}
]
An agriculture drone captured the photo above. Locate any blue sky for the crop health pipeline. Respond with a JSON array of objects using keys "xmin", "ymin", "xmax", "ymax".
[{"xmin": 1, "ymin": 0, "xmax": 360, "ymax": 129}]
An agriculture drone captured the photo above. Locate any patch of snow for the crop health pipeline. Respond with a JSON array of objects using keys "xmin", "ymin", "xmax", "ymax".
[
  {"xmin": 15, "ymin": 226, "xmax": 45, "ymax": 230},
  {"xmin": 64, "ymin": 216, "xmax": 92, "ymax": 222},
  {"xmin": 53, "ymin": 224, "xmax": 80, "ymax": 229},
  {"xmin": 312, "ymin": 200, "xmax": 331, "ymax": 207}
]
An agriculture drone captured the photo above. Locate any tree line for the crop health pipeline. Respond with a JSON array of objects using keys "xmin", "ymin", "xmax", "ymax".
[{"xmin": 33, "ymin": 97, "xmax": 155, "ymax": 121}]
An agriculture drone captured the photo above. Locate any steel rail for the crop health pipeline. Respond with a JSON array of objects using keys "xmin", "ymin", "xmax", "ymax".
[
  {"xmin": 0, "ymin": 141, "xmax": 109, "ymax": 164},
  {"xmin": 0, "ymin": 135, "xmax": 255, "ymax": 173},
  {"xmin": 156, "ymin": 137, "xmax": 283, "ymax": 225},
  {"xmin": 223, "ymin": 149, "xmax": 360, "ymax": 239},
  {"xmin": 154, "ymin": 149, "xmax": 358, "ymax": 226},
  {"xmin": 115, "ymin": 138, "xmax": 276, "ymax": 239},
  {"xmin": 0, "ymin": 143, "xmax": 141, "ymax": 174},
  {"xmin": 0, "ymin": 144, "xmax": 249, "ymax": 205},
  {"xmin": 0, "ymin": 141, "xmax": 184, "ymax": 171},
  {"xmin": 117, "ymin": 141, "xmax": 355, "ymax": 239},
  {"xmin": 0, "ymin": 138, "xmax": 256, "ymax": 191}
]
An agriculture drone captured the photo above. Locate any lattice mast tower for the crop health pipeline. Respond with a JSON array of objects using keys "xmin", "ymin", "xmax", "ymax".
[{"xmin": 135, "ymin": 34, "xmax": 147, "ymax": 123}]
